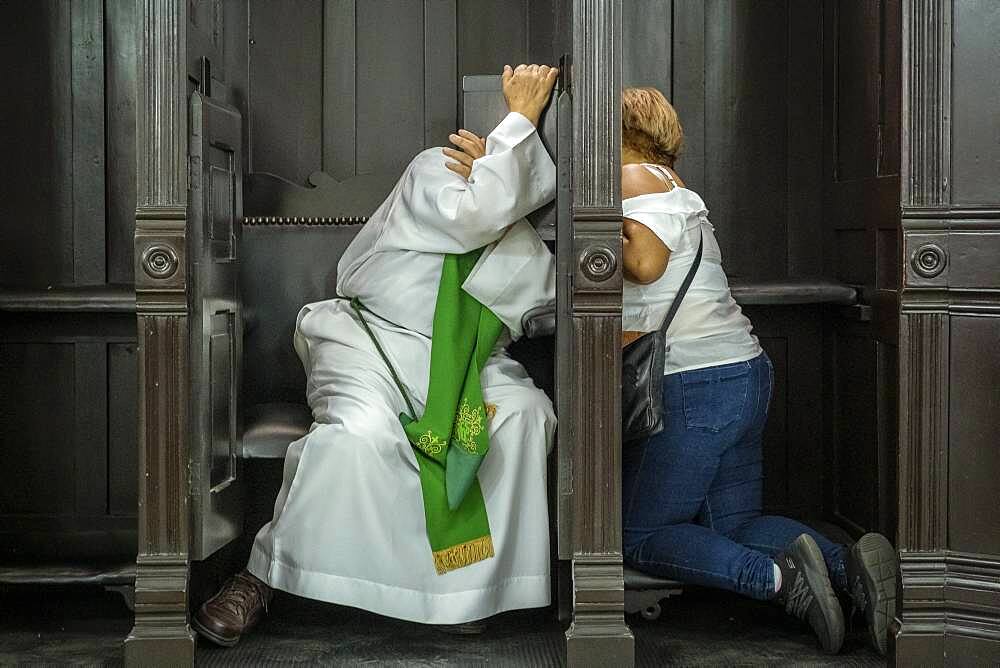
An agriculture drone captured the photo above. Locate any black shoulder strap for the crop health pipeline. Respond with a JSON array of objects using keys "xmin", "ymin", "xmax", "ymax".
[{"xmin": 660, "ymin": 228, "xmax": 704, "ymax": 333}]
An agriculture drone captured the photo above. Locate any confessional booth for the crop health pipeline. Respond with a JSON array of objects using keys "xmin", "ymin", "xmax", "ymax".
[{"xmin": 2, "ymin": 1, "xmax": 999, "ymax": 666}]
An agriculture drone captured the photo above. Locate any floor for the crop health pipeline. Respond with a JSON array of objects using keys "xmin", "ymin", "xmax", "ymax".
[{"xmin": 1, "ymin": 584, "xmax": 883, "ymax": 666}]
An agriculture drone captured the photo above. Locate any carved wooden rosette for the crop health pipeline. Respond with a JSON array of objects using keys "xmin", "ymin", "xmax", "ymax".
[
  {"xmin": 564, "ymin": 1, "xmax": 633, "ymax": 666},
  {"xmin": 125, "ymin": 0, "xmax": 194, "ymax": 665}
]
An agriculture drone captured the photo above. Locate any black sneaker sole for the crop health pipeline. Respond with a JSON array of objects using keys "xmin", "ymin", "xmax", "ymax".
[
  {"xmin": 790, "ymin": 534, "xmax": 845, "ymax": 654},
  {"xmin": 191, "ymin": 614, "xmax": 242, "ymax": 648},
  {"xmin": 849, "ymin": 533, "xmax": 898, "ymax": 656}
]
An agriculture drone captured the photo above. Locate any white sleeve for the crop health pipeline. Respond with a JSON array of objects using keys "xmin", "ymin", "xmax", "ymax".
[
  {"xmin": 462, "ymin": 219, "xmax": 554, "ymax": 340},
  {"xmin": 622, "ymin": 198, "xmax": 687, "ymax": 252},
  {"xmin": 383, "ymin": 112, "xmax": 557, "ymax": 254}
]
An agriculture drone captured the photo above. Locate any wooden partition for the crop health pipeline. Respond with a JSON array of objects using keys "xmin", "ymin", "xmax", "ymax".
[{"xmin": 896, "ymin": 0, "xmax": 1000, "ymax": 662}]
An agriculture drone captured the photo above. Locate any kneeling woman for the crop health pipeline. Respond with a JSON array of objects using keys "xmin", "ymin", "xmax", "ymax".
[{"xmin": 618, "ymin": 87, "xmax": 897, "ymax": 655}]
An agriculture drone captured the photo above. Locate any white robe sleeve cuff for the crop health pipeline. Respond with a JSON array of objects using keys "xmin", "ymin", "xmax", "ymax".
[
  {"xmin": 463, "ymin": 220, "xmax": 555, "ymax": 340},
  {"xmin": 484, "ymin": 112, "xmax": 538, "ymax": 155}
]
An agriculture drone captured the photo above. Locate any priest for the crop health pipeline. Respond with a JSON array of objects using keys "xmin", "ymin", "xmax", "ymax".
[{"xmin": 193, "ymin": 63, "xmax": 560, "ymax": 646}]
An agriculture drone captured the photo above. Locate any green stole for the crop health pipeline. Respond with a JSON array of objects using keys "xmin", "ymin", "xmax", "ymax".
[{"xmin": 353, "ymin": 248, "xmax": 503, "ymax": 574}]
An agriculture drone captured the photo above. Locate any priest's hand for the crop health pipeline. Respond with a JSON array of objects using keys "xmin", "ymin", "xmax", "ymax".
[
  {"xmin": 502, "ymin": 64, "xmax": 559, "ymax": 127},
  {"xmin": 443, "ymin": 129, "xmax": 486, "ymax": 180}
]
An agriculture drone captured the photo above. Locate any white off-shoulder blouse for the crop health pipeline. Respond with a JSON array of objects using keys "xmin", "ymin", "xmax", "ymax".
[{"xmin": 623, "ymin": 165, "xmax": 761, "ymax": 375}]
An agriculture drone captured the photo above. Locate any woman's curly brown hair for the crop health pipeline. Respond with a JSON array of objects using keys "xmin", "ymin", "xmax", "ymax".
[{"xmin": 622, "ymin": 87, "xmax": 684, "ymax": 168}]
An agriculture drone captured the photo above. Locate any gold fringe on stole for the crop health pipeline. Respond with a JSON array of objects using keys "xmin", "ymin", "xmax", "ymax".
[{"xmin": 433, "ymin": 535, "xmax": 495, "ymax": 575}]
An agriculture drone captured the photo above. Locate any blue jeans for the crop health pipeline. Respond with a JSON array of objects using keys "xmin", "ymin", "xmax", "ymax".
[{"xmin": 622, "ymin": 352, "xmax": 847, "ymax": 601}]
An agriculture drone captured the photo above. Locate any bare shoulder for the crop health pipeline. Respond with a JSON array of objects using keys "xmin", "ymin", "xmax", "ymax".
[{"xmin": 622, "ymin": 163, "xmax": 669, "ymax": 199}]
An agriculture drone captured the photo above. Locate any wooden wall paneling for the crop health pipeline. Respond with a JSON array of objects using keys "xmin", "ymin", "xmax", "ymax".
[
  {"xmin": 71, "ymin": 0, "xmax": 107, "ymax": 285},
  {"xmin": 835, "ymin": 0, "xmax": 882, "ymax": 182},
  {"xmin": 323, "ymin": 0, "xmax": 356, "ymax": 180},
  {"xmin": 947, "ymin": 315, "xmax": 1000, "ymax": 556},
  {"xmin": 0, "ymin": 343, "xmax": 77, "ymax": 517},
  {"xmin": 755, "ymin": 331, "xmax": 790, "ymax": 513},
  {"xmin": 703, "ymin": 0, "xmax": 788, "ymax": 281},
  {"xmin": 108, "ymin": 343, "xmax": 140, "ymax": 517},
  {"xmin": 356, "ymin": 2, "xmax": 425, "ymax": 175},
  {"xmin": 186, "ymin": 0, "xmax": 224, "ymax": 88},
  {"xmin": 949, "ymin": 0, "xmax": 1000, "ymax": 205},
  {"xmin": 458, "ymin": 0, "xmax": 527, "ymax": 80},
  {"xmin": 106, "ymin": 0, "xmax": 138, "ymax": 284},
  {"xmin": 785, "ymin": 1, "xmax": 825, "ymax": 278},
  {"xmin": 74, "ymin": 342, "xmax": 109, "ymax": 516},
  {"xmin": 875, "ymin": 340, "xmax": 898, "ymax": 539},
  {"xmin": 670, "ymin": 0, "xmax": 705, "ymax": 194},
  {"xmin": 125, "ymin": 0, "xmax": 194, "ymax": 662},
  {"xmin": 831, "ymin": 321, "xmax": 878, "ymax": 535},
  {"xmin": 424, "ymin": 1, "xmax": 458, "ymax": 149},
  {"xmin": 622, "ymin": 0, "xmax": 670, "ymax": 95},
  {"xmin": 746, "ymin": 305, "xmax": 826, "ymax": 520},
  {"xmin": 0, "ymin": 2, "xmax": 74, "ymax": 286},
  {"xmin": 0, "ymin": 316, "xmax": 137, "ymax": 560},
  {"xmin": 247, "ymin": 0, "xmax": 323, "ymax": 182},
  {"xmin": 527, "ymin": 0, "xmax": 558, "ymax": 65}
]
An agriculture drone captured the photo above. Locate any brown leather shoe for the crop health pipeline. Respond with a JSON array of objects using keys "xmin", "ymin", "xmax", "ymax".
[{"xmin": 192, "ymin": 570, "xmax": 273, "ymax": 647}]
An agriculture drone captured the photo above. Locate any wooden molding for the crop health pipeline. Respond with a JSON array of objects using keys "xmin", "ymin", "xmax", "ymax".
[
  {"xmin": 125, "ymin": 0, "xmax": 194, "ymax": 664},
  {"xmin": 897, "ymin": 312, "xmax": 948, "ymax": 552},
  {"xmin": 565, "ymin": 1, "xmax": 632, "ymax": 665},
  {"xmin": 901, "ymin": 0, "xmax": 951, "ymax": 209}
]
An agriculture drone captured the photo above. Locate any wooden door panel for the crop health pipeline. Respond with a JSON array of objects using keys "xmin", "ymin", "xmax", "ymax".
[
  {"xmin": 824, "ymin": 0, "xmax": 900, "ymax": 540},
  {"xmin": 189, "ymin": 91, "xmax": 244, "ymax": 561}
]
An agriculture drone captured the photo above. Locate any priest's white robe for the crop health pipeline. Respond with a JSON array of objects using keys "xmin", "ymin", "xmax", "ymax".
[{"xmin": 246, "ymin": 112, "xmax": 558, "ymax": 624}]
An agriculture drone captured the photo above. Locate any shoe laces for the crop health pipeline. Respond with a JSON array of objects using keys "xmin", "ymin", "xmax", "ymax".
[
  {"xmin": 219, "ymin": 573, "xmax": 269, "ymax": 619},
  {"xmin": 784, "ymin": 571, "xmax": 815, "ymax": 620}
]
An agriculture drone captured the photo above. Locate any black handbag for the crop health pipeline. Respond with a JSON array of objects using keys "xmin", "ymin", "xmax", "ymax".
[{"xmin": 622, "ymin": 230, "xmax": 703, "ymax": 445}]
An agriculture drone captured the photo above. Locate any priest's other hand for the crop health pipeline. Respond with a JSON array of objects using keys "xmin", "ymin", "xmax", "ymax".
[
  {"xmin": 443, "ymin": 129, "xmax": 486, "ymax": 180},
  {"xmin": 502, "ymin": 64, "xmax": 559, "ymax": 127}
]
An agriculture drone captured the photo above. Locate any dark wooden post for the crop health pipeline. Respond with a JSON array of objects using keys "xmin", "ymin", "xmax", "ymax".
[
  {"xmin": 896, "ymin": 0, "xmax": 1000, "ymax": 663},
  {"xmin": 565, "ymin": 1, "xmax": 633, "ymax": 665},
  {"xmin": 124, "ymin": 0, "xmax": 194, "ymax": 665}
]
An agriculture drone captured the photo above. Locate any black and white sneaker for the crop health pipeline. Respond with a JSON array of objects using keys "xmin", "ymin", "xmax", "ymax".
[
  {"xmin": 775, "ymin": 533, "xmax": 845, "ymax": 654},
  {"xmin": 846, "ymin": 532, "xmax": 899, "ymax": 656}
]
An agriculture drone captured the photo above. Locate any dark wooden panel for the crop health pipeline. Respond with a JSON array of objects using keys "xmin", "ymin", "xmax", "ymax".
[
  {"xmin": 356, "ymin": 1, "xmax": 426, "ymax": 175},
  {"xmin": 248, "ymin": 0, "xmax": 323, "ymax": 182},
  {"xmin": 671, "ymin": 0, "xmax": 706, "ymax": 193},
  {"xmin": 745, "ymin": 305, "xmax": 826, "ymax": 519},
  {"xmin": 0, "ymin": 2, "xmax": 74, "ymax": 286},
  {"xmin": 948, "ymin": 315, "xmax": 1000, "ymax": 555},
  {"xmin": 875, "ymin": 340, "xmax": 897, "ymax": 538},
  {"xmin": 950, "ymin": 0, "xmax": 1000, "ymax": 205},
  {"xmin": 832, "ymin": 325, "xmax": 878, "ymax": 534},
  {"xmin": 74, "ymin": 342, "xmax": 109, "ymax": 516},
  {"xmin": 834, "ymin": 0, "xmax": 881, "ymax": 182},
  {"xmin": 703, "ymin": 0, "xmax": 789, "ymax": 280},
  {"xmin": 424, "ymin": 0, "xmax": 458, "ymax": 149},
  {"xmin": 106, "ymin": 0, "xmax": 138, "ymax": 284},
  {"xmin": 758, "ymin": 335, "xmax": 789, "ymax": 513},
  {"xmin": 323, "ymin": 0, "xmax": 356, "ymax": 179},
  {"xmin": 526, "ymin": 0, "xmax": 558, "ymax": 65},
  {"xmin": 71, "ymin": 0, "xmax": 107, "ymax": 285},
  {"xmin": 108, "ymin": 343, "xmax": 139, "ymax": 517},
  {"xmin": 879, "ymin": 0, "xmax": 901, "ymax": 177},
  {"xmin": 0, "ymin": 343, "xmax": 76, "ymax": 515},
  {"xmin": 622, "ymin": 0, "xmax": 671, "ymax": 94},
  {"xmin": 458, "ymin": 0, "xmax": 527, "ymax": 78},
  {"xmin": 785, "ymin": 1, "xmax": 825, "ymax": 277}
]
